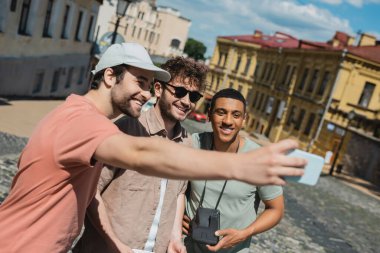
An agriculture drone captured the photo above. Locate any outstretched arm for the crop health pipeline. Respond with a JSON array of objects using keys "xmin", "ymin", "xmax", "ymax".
[
  {"xmin": 94, "ymin": 134, "xmax": 306, "ymax": 186},
  {"xmin": 206, "ymin": 195, "xmax": 284, "ymax": 251}
]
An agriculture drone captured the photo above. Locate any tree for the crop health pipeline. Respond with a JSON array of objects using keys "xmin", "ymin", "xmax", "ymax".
[{"xmin": 184, "ymin": 38, "xmax": 207, "ymax": 61}]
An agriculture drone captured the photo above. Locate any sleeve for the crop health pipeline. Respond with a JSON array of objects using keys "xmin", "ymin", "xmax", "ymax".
[
  {"xmin": 258, "ymin": 185, "xmax": 283, "ymax": 201},
  {"xmin": 54, "ymin": 111, "xmax": 121, "ymax": 167},
  {"xmin": 97, "ymin": 164, "xmax": 119, "ymax": 193},
  {"xmin": 178, "ymin": 180, "xmax": 188, "ymax": 195}
]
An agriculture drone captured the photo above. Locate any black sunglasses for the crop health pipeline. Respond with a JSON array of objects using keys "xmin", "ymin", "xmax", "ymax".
[{"xmin": 163, "ymin": 82, "xmax": 203, "ymax": 103}]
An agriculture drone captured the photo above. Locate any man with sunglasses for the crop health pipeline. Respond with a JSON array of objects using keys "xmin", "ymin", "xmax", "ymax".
[{"xmin": 74, "ymin": 57, "xmax": 207, "ymax": 253}]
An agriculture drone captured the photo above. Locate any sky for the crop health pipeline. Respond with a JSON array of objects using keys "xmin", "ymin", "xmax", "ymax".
[{"xmin": 156, "ymin": 0, "xmax": 380, "ymax": 57}]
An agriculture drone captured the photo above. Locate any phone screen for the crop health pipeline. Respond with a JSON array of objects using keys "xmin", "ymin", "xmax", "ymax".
[{"xmin": 285, "ymin": 149, "xmax": 324, "ymax": 186}]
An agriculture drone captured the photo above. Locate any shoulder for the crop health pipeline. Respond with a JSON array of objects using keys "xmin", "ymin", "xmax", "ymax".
[
  {"xmin": 240, "ymin": 137, "xmax": 261, "ymax": 152},
  {"xmin": 191, "ymin": 132, "xmax": 213, "ymax": 150}
]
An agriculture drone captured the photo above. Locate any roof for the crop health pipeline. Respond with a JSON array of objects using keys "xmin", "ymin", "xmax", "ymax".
[{"xmin": 219, "ymin": 31, "xmax": 380, "ymax": 64}]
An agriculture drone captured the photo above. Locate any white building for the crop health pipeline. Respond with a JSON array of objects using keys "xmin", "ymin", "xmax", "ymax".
[
  {"xmin": 0, "ymin": 0, "xmax": 102, "ymax": 97},
  {"xmin": 95, "ymin": 0, "xmax": 191, "ymax": 61}
]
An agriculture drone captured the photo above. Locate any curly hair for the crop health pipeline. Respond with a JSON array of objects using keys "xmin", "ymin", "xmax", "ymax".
[{"xmin": 160, "ymin": 57, "xmax": 208, "ymax": 91}]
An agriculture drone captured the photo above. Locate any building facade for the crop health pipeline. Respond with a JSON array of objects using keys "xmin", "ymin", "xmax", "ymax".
[
  {"xmin": 0, "ymin": 0, "xmax": 102, "ymax": 97},
  {"xmin": 95, "ymin": 0, "xmax": 190, "ymax": 60},
  {"xmin": 205, "ymin": 30, "xmax": 380, "ymax": 185}
]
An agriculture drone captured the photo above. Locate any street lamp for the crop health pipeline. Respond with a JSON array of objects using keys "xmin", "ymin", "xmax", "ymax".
[
  {"xmin": 329, "ymin": 110, "xmax": 356, "ymax": 176},
  {"xmin": 111, "ymin": 0, "xmax": 136, "ymax": 44}
]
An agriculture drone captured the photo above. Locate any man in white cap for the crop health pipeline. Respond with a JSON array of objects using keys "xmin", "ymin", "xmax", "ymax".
[{"xmin": 0, "ymin": 43, "xmax": 306, "ymax": 253}]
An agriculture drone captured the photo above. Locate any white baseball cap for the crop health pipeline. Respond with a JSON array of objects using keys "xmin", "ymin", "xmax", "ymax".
[{"xmin": 92, "ymin": 43, "xmax": 171, "ymax": 82}]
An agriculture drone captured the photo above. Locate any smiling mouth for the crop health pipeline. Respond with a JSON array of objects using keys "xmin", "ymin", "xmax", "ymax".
[
  {"xmin": 220, "ymin": 126, "xmax": 234, "ymax": 134},
  {"xmin": 175, "ymin": 105, "xmax": 189, "ymax": 114}
]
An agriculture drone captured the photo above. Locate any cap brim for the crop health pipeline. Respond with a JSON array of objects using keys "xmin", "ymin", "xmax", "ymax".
[{"xmin": 128, "ymin": 62, "xmax": 171, "ymax": 82}]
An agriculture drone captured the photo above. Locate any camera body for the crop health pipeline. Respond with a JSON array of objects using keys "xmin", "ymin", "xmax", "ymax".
[{"xmin": 190, "ymin": 207, "xmax": 220, "ymax": 245}]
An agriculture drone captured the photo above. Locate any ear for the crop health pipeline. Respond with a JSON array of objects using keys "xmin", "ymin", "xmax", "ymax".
[
  {"xmin": 103, "ymin": 68, "xmax": 116, "ymax": 88},
  {"xmin": 154, "ymin": 81, "xmax": 164, "ymax": 98}
]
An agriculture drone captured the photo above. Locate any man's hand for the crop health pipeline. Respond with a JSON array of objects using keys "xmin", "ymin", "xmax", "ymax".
[
  {"xmin": 167, "ymin": 239, "xmax": 186, "ymax": 253},
  {"xmin": 182, "ymin": 214, "xmax": 191, "ymax": 235},
  {"xmin": 206, "ymin": 228, "xmax": 248, "ymax": 252},
  {"xmin": 240, "ymin": 139, "xmax": 306, "ymax": 186}
]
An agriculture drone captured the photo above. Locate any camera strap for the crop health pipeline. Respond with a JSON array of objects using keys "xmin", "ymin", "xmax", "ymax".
[{"xmin": 198, "ymin": 139, "xmax": 240, "ymax": 210}]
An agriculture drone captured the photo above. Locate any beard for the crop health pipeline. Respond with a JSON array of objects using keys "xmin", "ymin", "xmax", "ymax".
[
  {"xmin": 158, "ymin": 98, "xmax": 179, "ymax": 124},
  {"xmin": 111, "ymin": 91, "xmax": 142, "ymax": 118}
]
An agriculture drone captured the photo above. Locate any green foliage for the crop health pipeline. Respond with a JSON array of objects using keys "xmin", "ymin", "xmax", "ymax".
[{"xmin": 184, "ymin": 38, "xmax": 207, "ymax": 61}]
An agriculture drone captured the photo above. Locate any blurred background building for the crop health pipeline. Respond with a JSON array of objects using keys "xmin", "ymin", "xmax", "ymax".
[
  {"xmin": 95, "ymin": 0, "xmax": 191, "ymax": 64},
  {"xmin": 0, "ymin": 0, "xmax": 102, "ymax": 97},
  {"xmin": 201, "ymin": 30, "xmax": 380, "ymax": 185}
]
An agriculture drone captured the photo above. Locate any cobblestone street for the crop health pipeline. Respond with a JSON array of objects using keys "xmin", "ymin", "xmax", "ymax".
[{"xmin": 1, "ymin": 123, "xmax": 379, "ymax": 252}]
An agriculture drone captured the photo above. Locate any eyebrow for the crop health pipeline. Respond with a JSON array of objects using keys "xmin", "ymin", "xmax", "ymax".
[{"xmin": 137, "ymin": 76, "xmax": 149, "ymax": 82}]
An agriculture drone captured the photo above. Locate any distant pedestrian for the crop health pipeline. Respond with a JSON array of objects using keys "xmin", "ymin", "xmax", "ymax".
[
  {"xmin": 0, "ymin": 43, "xmax": 305, "ymax": 253},
  {"xmin": 183, "ymin": 88, "xmax": 284, "ymax": 253}
]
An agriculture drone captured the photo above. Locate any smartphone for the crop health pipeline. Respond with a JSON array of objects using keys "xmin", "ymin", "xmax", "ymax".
[{"xmin": 284, "ymin": 149, "xmax": 324, "ymax": 186}]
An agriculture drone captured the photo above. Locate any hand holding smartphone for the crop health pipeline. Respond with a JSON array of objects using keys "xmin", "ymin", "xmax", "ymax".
[{"xmin": 284, "ymin": 149, "xmax": 324, "ymax": 186}]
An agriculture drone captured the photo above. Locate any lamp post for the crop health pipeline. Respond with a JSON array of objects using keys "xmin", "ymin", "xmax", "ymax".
[
  {"xmin": 329, "ymin": 110, "xmax": 356, "ymax": 176},
  {"xmin": 111, "ymin": 0, "xmax": 135, "ymax": 44}
]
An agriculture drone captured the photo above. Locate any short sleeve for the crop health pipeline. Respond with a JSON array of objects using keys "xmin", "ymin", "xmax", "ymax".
[
  {"xmin": 258, "ymin": 185, "xmax": 283, "ymax": 201},
  {"xmin": 54, "ymin": 111, "xmax": 121, "ymax": 167},
  {"xmin": 98, "ymin": 164, "xmax": 119, "ymax": 192},
  {"xmin": 178, "ymin": 180, "xmax": 188, "ymax": 195}
]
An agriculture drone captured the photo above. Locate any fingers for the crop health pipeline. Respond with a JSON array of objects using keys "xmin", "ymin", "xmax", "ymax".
[
  {"xmin": 267, "ymin": 139, "xmax": 299, "ymax": 154},
  {"xmin": 182, "ymin": 215, "xmax": 190, "ymax": 235}
]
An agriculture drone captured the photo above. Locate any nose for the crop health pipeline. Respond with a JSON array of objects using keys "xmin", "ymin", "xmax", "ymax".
[
  {"xmin": 222, "ymin": 113, "xmax": 233, "ymax": 125},
  {"xmin": 180, "ymin": 92, "xmax": 191, "ymax": 108}
]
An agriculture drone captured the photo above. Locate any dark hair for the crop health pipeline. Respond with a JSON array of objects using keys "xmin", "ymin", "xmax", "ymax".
[
  {"xmin": 89, "ymin": 64, "xmax": 129, "ymax": 89},
  {"xmin": 160, "ymin": 57, "xmax": 208, "ymax": 91},
  {"xmin": 209, "ymin": 88, "xmax": 246, "ymax": 112}
]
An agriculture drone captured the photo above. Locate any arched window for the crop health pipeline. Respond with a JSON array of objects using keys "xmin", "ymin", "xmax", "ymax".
[{"xmin": 170, "ymin": 39, "xmax": 180, "ymax": 49}]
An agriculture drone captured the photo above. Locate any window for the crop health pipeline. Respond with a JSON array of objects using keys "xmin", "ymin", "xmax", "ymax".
[
  {"xmin": 265, "ymin": 63, "xmax": 273, "ymax": 81},
  {"xmin": 65, "ymin": 67, "xmax": 74, "ymax": 88},
  {"xmin": 75, "ymin": 11, "xmax": 83, "ymax": 41},
  {"xmin": 223, "ymin": 53, "xmax": 228, "ymax": 67},
  {"xmin": 10, "ymin": 0, "xmax": 18, "ymax": 12},
  {"xmin": 61, "ymin": 5, "xmax": 70, "ymax": 39},
  {"xmin": 132, "ymin": 26, "xmax": 136, "ymax": 37},
  {"xmin": 137, "ymin": 27, "xmax": 142, "ymax": 39},
  {"xmin": 243, "ymin": 57, "xmax": 251, "ymax": 75},
  {"xmin": 265, "ymin": 97, "xmax": 275, "ymax": 114},
  {"xmin": 303, "ymin": 113, "xmax": 315, "ymax": 136},
  {"xmin": 256, "ymin": 93, "xmax": 263, "ymax": 110},
  {"xmin": 78, "ymin": 66, "xmax": 85, "ymax": 85},
  {"xmin": 295, "ymin": 109, "xmax": 305, "ymax": 130},
  {"xmin": 51, "ymin": 69, "xmax": 60, "ymax": 92},
  {"xmin": 42, "ymin": 0, "xmax": 54, "ymax": 37},
  {"xmin": 261, "ymin": 95, "xmax": 268, "ymax": 112},
  {"xmin": 307, "ymin": 69, "xmax": 319, "ymax": 93},
  {"xmin": 286, "ymin": 66, "xmax": 296, "ymax": 86},
  {"xmin": 149, "ymin": 32, "xmax": 155, "ymax": 43},
  {"xmin": 86, "ymin": 15, "xmax": 94, "ymax": 42},
  {"xmin": 281, "ymin": 65, "xmax": 290, "ymax": 85},
  {"xmin": 156, "ymin": 34, "xmax": 160, "ymax": 44},
  {"xmin": 237, "ymin": 85, "xmax": 243, "ymax": 92},
  {"xmin": 358, "ymin": 82, "xmax": 375, "ymax": 107},
  {"xmin": 18, "ymin": 0, "xmax": 31, "ymax": 35},
  {"xmin": 124, "ymin": 24, "xmax": 129, "ymax": 35},
  {"xmin": 298, "ymin": 68, "xmax": 309, "ymax": 91},
  {"xmin": 276, "ymin": 100, "xmax": 286, "ymax": 119},
  {"xmin": 286, "ymin": 106, "xmax": 296, "ymax": 126},
  {"xmin": 217, "ymin": 52, "xmax": 223, "ymax": 66},
  {"xmin": 32, "ymin": 71, "xmax": 44, "ymax": 94},
  {"xmin": 229, "ymin": 82, "xmax": 233, "ymax": 88},
  {"xmin": 254, "ymin": 62, "xmax": 260, "ymax": 78},
  {"xmin": 234, "ymin": 55, "xmax": 241, "ymax": 72},
  {"xmin": 144, "ymin": 29, "xmax": 148, "ymax": 40},
  {"xmin": 261, "ymin": 62, "xmax": 268, "ymax": 80},
  {"xmin": 317, "ymin": 71, "xmax": 330, "ymax": 96},
  {"xmin": 252, "ymin": 92, "xmax": 259, "ymax": 109},
  {"xmin": 170, "ymin": 39, "xmax": 180, "ymax": 49}
]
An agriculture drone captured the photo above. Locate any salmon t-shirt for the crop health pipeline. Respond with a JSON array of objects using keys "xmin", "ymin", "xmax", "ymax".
[{"xmin": 0, "ymin": 94, "xmax": 121, "ymax": 252}]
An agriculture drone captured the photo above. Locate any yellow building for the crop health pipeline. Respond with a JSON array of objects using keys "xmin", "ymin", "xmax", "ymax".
[{"xmin": 205, "ymin": 31, "xmax": 380, "ymax": 185}]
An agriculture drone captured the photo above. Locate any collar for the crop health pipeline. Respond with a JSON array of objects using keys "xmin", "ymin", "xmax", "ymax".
[{"xmin": 141, "ymin": 107, "xmax": 185, "ymax": 141}]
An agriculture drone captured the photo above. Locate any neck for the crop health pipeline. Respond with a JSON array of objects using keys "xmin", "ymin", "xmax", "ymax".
[
  {"xmin": 154, "ymin": 104, "xmax": 177, "ymax": 139},
  {"xmin": 213, "ymin": 134, "xmax": 242, "ymax": 153},
  {"xmin": 84, "ymin": 89, "xmax": 120, "ymax": 119}
]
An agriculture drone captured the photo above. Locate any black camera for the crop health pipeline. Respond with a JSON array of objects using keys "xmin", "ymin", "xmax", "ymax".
[{"xmin": 190, "ymin": 207, "xmax": 220, "ymax": 246}]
